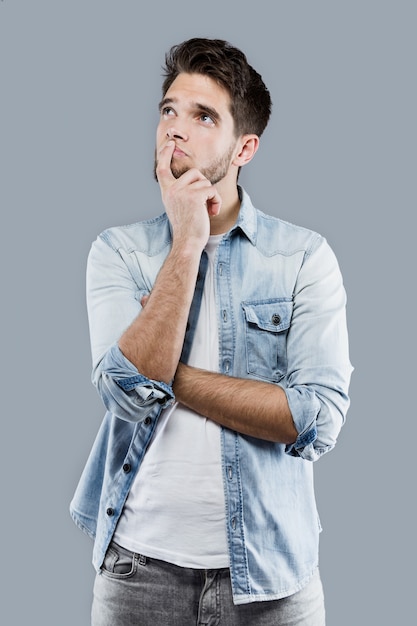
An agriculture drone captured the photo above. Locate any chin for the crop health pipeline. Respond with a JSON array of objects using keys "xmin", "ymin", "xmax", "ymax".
[{"xmin": 171, "ymin": 166, "xmax": 189, "ymax": 179}]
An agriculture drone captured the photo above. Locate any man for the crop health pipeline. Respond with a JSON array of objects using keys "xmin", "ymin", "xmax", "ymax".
[{"xmin": 71, "ymin": 38, "xmax": 352, "ymax": 625}]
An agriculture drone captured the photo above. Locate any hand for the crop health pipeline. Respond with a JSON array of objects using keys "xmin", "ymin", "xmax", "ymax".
[
  {"xmin": 140, "ymin": 292, "xmax": 151, "ymax": 310},
  {"xmin": 156, "ymin": 140, "xmax": 222, "ymax": 248}
]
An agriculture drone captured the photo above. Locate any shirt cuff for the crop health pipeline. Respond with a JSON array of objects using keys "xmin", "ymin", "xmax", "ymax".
[
  {"xmin": 95, "ymin": 343, "xmax": 175, "ymax": 420},
  {"xmin": 284, "ymin": 386, "xmax": 329, "ymax": 462}
]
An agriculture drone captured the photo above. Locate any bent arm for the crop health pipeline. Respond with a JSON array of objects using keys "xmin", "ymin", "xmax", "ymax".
[
  {"xmin": 119, "ymin": 140, "xmax": 222, "ymax": 383},
  {"xmin": 173, "ymin": 363, "xmax": 298, "ymax": 443},
  {"xmin": 175, "ymin": 236, "xmax": 352, "ymax": 457},
  {"xmin": 87, "ymin": 142, "xmax": 222, "ymax": 420}
]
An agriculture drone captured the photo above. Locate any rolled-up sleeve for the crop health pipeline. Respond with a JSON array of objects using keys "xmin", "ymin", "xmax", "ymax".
[
  {"xmin": 87, "ymin": 232, "xmax": 174, "ymax": 422},
  {"xmin": 284, "ymin": 235, "xmax": 353, "ymax": 462},
  {"xmin": 96, "ymin": 343, "xmax": 174, "ymax": 421}
]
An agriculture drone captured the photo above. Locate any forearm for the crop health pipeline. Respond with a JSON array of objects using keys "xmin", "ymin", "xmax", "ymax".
[
  {"xmin": 118, "ymin": 241, "xmax": 202, "ymax": 384},
  {"xmin": 173, "ymin": 363, "xmax": 298, "ymax": 443}
]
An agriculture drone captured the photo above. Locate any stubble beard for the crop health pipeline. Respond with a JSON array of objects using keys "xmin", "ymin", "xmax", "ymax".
[{"xmin": 153, "ymin": 144, "xmax": 235, "ymax": 185}]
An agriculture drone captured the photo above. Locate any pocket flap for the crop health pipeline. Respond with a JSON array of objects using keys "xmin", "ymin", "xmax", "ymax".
[{"xmin": 242, "ymin": 299, "xmax": 292, "ymax": 332}]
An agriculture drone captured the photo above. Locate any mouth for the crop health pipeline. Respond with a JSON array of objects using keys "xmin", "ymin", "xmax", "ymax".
[{"xmin": 172, "ymin": 146, "xmax": 187, "ymax": 158}]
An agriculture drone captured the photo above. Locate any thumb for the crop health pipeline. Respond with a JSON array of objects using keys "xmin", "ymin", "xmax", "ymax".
[
  {"xmin": 140, "ymin": 294, "xmax": 150, "ymax": 308},
  {"xmin": 206, "ymin": 188, "xmax": 222, "ymax": 217}
]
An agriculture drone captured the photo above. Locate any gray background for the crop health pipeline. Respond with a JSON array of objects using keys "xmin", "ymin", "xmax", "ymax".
[{"xmin": 1, "ymin": 0, "xmax": 415, "ymax": 624}]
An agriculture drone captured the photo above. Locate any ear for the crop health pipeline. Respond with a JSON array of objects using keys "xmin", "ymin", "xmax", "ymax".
[{"xmin": 233, "ymin": 134, "xmax": 259, "ymax": 167}]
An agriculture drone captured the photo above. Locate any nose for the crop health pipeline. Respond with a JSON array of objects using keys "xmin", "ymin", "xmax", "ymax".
[{"xmin": 166, "ymin": 126, "xmax": 188, "ymax": 141}]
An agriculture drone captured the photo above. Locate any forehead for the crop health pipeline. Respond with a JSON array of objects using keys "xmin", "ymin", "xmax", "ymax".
[{"xmin": 164, "ymin": 72, "xmax": 232, "ymax": 112}]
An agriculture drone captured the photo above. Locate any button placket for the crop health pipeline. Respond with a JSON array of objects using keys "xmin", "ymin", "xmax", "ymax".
[{"xmin": 217, "ymin": 244, "xmax": 234, "ymax": 377}]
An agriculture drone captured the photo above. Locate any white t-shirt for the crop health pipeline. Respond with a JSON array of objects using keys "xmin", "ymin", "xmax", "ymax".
[{"xmin": 113, "ymin": 234, "xmax": 229, "ymax": 568}]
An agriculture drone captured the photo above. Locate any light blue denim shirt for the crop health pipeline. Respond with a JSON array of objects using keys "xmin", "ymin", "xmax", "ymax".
[{"xmin": 70, "ymin": 187, "xmax": 352, "ymax": 605}]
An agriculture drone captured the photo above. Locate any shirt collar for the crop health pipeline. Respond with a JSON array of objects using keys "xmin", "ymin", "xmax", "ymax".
[{"xmin": 231, "ymin": 186, "xmax": 258, "ymax": 245}]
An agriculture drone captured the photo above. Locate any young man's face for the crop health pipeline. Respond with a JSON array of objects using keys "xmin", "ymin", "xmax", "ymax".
[{"xmin": 155, "ymin": 72, "xmax": 240, "ymax": 185}]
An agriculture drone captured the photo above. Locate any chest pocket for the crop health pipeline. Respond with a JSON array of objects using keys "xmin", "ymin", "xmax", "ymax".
[{"xmin": 242, "ymin": 299, "xmax": 293, "ymax": 382}]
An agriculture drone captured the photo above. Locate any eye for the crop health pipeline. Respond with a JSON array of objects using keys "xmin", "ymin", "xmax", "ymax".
[
  {"xmin": 161, "ymin": 106, "xmax": 175, "ymax": 118},
  {"xmin": 199, "ymin": 113, "xmax": 215, "ymax": 125}
]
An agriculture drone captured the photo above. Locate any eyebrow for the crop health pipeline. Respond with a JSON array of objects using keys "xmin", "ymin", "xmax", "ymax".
[
  {"xmin": 158, "ymin": 97, "xmax": 221, "ymax": 122},
  {"xmin": 158, "ymin": 97, "xmax": 174, "ymax": 112}
]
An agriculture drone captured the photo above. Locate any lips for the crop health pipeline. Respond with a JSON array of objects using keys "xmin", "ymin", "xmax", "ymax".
[{"xmin": 172, "ymin": 146, "xmax": 187, "ymax": 157}]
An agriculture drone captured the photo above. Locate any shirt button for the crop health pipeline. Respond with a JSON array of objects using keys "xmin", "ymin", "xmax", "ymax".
[
  {"xmin": 123, "ymin": 463, "xmax": 131, "ymax": 473},
  {"xmin": 106, "ymin": 507, "xmax": 114, "ymax": 516},
  {"xmin": 144, "ymin": 417, "xmax": 152, "ymax": 425},
  {"xmin": 271, "ymin": 314, "xmax": 281, "ymax": 325}
]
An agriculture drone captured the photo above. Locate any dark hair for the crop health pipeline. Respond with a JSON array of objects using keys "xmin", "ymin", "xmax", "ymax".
[{"xmin": 162, "ymin": 38, "xmax": 272, "ymax": 138}]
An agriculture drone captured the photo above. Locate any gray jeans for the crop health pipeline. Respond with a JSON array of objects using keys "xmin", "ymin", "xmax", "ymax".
[{"xmin": 91, "ymin": 541, "xmax": 325, "ymax": 626}]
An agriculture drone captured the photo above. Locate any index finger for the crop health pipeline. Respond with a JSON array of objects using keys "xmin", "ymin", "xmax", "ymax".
[{"xmin": 155, "ymin": 140, "xmax": 175, "ymax": 185}]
